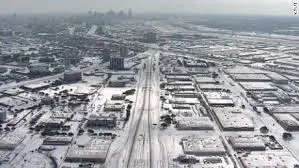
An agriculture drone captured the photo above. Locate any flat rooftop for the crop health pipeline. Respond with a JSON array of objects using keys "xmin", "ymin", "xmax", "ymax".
[
  {"xmin": 239, "ymin": 152, "xmax": 299, "ymax": 168},
  {"xmin": 176, "ymin": 117, "xmax": 214, "ymax": 130},
  {"xmin": 239, "ymin": 82, "xmax": 277, "ymax": 91},
  {"xmin": 230, "ymin": 73, "xmax": 271, "ymax": 82},
  {"xmin": 214, "ymin": 110, "xmax": 254, "ymax": 131},
  {"xmin": 229, "ymin": 136, "xmax": 266, "ymax": 151},
  {"xmin": 181, "ymin": 136, "xmax": 226, "ymax": 155}
]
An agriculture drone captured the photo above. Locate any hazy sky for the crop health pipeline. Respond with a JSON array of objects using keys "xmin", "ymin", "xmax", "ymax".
[{"xmin": 0, "ymin": 0, "xmax": 294, "ymax": 15}]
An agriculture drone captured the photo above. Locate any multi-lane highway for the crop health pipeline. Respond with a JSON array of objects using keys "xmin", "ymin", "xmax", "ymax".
[{"xmin": 105, "ymin": 51, "xmax": 163, "ymax": 168}]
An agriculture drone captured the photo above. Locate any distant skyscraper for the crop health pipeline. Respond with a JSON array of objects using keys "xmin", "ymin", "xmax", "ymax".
[
  {"xmin": 117, "ymin": 10, "xmax": 126, "ymax": 18},
  {"xmin": 12, "ymin": 12, "xmax": 17, "ymax": 19},
  {"xmin": 128, "ymin": 8, "xmax": 132, "ymax": 18},
  {"xmin": 88, "ymin": 10, "xmax": 93, "ymax": 15},
  {"xmin": 106, "ymin": 10, "xmax": 116, "ymax": 17}
]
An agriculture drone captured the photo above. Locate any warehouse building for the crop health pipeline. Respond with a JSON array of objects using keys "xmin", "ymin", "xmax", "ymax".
[
  {"xmin": 230, "ymin": 73, "xmax": 271, "ymax": 82},
  {"xmin": 273, "ymin": 114, "xmax": 299, "ymax": 131},
  {"xmin": 194, "ymin": 76, "xmax": 217, "ymax": 84},
  {"xmin": 44, "ymin": 118, "xmax": 65, "ymax": 130},
  {"xmin": 21, "ymin": 83, "xmax": 50, "ymax": 91},
  {"xmin": 181, "ymin": 136, "xmax": 226, "ymax": 156},
  {"xmin": 204, "ymin": 92, "xmax": 234, "ymax": 107},
  {"xmin": 65, "ymin": 139, "xmax": 111, "ymax": 163},
  {"xmin": 103, "ymin": 103, "xmax": 124, "ymax": 112},
  {"xmin": 239, "ymin": 82, "xmax": 277, "ymax": 92},
  {"xmin": 0, "ymin": 133, "xmax": 25, "ymax": 150},
  {"xmin": 172, "ymin": 91, "xmax": 199, "ymax": 98},
  {"xmin": 239, "ymin": 152, "xmax": 299, "ymax": 168},
  {"xmin": 198, "ymin": 84, "xmax": 224, "ymax": 91},
  {"xmin": 86, "ymin": 114, "xmax": 117, "ymax": 128},
  {"xmin": 268, "ymin": 105, "xmax": 299, "ymax": 114},
  {"xmin": 266, "ymin": 72, "xmax": 288, "ymax": 84},
  {"xmin": 166, "ymin": 75, "xmax": 191, "ymax": 82},
  {"xmin": 229, "ymin": 136, "xmax": 266, "ymax": 151},
  {"xmin": 172, "ymin": 104, "xmax": 191, "ymax": 110},
  {"xmin": 214, "ymin": 110, "xmax": 254, "ymax": 131},
  {"xmin": 108, "ymin": 79, "xmax": 126, "ymax": 87},
  {"xmin": 165, "ymin": 85, "xmax": 196, "ymax": 92},
  {"xmin": 43, "ymin": 137, "xmax": 73, "ymax": 145},
  {"xmin": 108, "ymin": 75, "xmax": 128, "ymax": 87},
  {"xmin": 176, "ymin": 117, "xmax": 214, "ymax": 130},
  {"xmin": 167, "ymin": 81, "xmax": 194, "ymax": 86},
  {"xmin": 111, "ymin": 94, "xmax": 126, "ymax": 100}
]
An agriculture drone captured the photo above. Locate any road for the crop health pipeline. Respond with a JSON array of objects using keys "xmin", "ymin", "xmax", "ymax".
[{"xmin": 105, "ymin": 51, "xmax": 162, "ymax": 168}]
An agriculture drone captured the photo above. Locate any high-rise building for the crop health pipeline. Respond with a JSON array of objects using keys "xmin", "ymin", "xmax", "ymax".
[
  {"xmin": 128, "ymin": 8, "xmax": 132, "ymax": 18},
  {"xmin": 102, "ymin": 48, "xmax": 110, "ymax": 62},
  {"xmin": 0, "ymin": 108, "xmax": 7, "ymax": 122},
  {"xmin": 12, "ymin": 12, "xmax": 17, "ymax": 19},
  {"xmin": 143, "ymin": 32, "xmax": 157, "ymax": 43},
  {"xmin": 110, "ymin": 56, "xmax": 124, "ymax": 70},
  {"xmin": 120, "ymin": 45, "xmax": 128, "ymax": 58}
]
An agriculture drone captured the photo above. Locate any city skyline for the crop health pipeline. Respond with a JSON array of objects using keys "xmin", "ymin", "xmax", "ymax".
[{"xmin": 0, "ymin": 0, "xmax": 295, "ymax": 16}]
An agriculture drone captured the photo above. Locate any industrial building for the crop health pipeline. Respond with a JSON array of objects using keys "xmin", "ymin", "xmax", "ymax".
[
  {"xmin": 104, "ymin": 102, "xmax": 124, "ymax": 112},
  {"xmin": 44, "ymin": 118, "xmax": 65, "ymax": 130},
  {"xmin": 239, "ymin": 82, "xmax": 278, "ymax": 92},
  {"xmin": 229, "ymin": 136, "xmax": 266, "ymax": 151},
  {"xmin": 251, "ymin": 92, "xmax": 292, "ymax": 105},
  {"xmin": 21, "ymin": 83, "xmax": 50, "ymax": 91},
  {"xmin": 214, "ymin": 110, "xmax": 254, "ymax": 131},
  {"xmin": 198, "ymin": 84, "xmax": 224, "ymax": 91},
  {"xmin": 268, "ymin": 105, "xmax": 299, "ymax": 114},
  {"xmin": 111, "ymin": 94, "xmax": 126, "ymax": 100},
  {"xmin": 65, "ymin": 139, "xmax": 111, "ymax": 163},
  {"xmin": 0, "ymin": 133, "xmax": 25, "ymax": 150},
  {"xmin": 266, "ymin": 72, "xmax": 289, "ymax": 84},
  {"xmin": 183, "ymin": 60, "xmax": 208, "ymax": 68},
  {"xmin": 239, "ymin": 152, "xmax": 299, "ymax": 168},
  {"xmin": 273, "ymin": 113, "xmax": 299, "ymax": 131},
  {"xmin": 63, "ymin": 71, "xmax": 82, "ymax": 83},
  {"xmin": 166, "ymin": 75, "xmax": 191, "ymax": 82},
  {"xmin": 108, "ymin": 79, "xmax": 126, "ymax": 87},
  {"xmin": 176, "ymin": 117, "xmax": 214, "ymax": 130},
  {"xmin": 230, "ymin": 73, "xmax": 271, "ymax": 82},
  {"xmin": 86, "ymin": 114, "xmax": 117, "ymax": 128},
  {"xmin": 193, "ymin": 76, "xmax": 217, "ymax": 84},
  {"xmin": 165, "ymin": 85, "xmax": 196, "ymax": 92},
  {"xmin": 204, "ymin": 92, "xmax": 234, "ymax": 107},
  {"xmin": 43, "ymin": 137, "xmax": 73, "ymax": 145},
  {"xmin": 181, "ymin": 136, "xmax": 226, "ymax": 155}
]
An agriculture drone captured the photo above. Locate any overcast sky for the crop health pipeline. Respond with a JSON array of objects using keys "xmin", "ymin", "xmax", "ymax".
[{"xmin": 0, "ymin": 0, "xmax": 294, "ymax": 15}]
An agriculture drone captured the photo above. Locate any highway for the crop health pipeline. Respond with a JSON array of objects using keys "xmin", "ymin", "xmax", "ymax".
[
  {"xmin": 105, "ymin": 51, "xmax": 162, "ymax": 168},
  {"xmin": 126, "ymin": 56, "xmax": 153, "ymax": 168}
]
